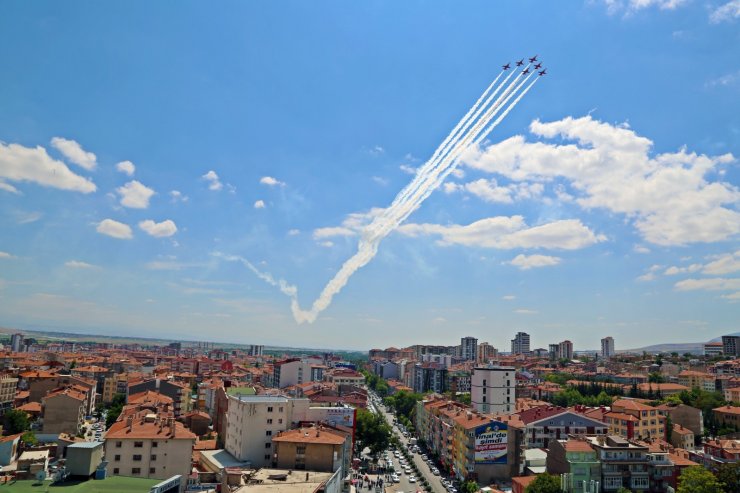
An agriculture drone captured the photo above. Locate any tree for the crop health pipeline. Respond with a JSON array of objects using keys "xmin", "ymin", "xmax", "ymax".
[
  {"xmin": 677, "ymin": 466, "xmax": 724, "ymax": 493},
  {"xmin": 355, "ymin": 408, "xmax": 391, "ymax": 457},
  {"xmin": 524, "ymin": 474, "xmax": 561, "ymax": 493},
  {"xmin": 616, "ymin": 488, "xmax": 631, "ymax": 493},
  {"xmin": 105, "ymin": 393, "xmax": 127, "ymax": 428},
  {"xmin": 4, "ymin": 409, "xmax": 30, "ymax": 434},
  {"xmin": 21, "ymin": 431, "xmax": 37, "ymax": 447},
  {"xmin": 715, "ymin": 462, "xmax": 740, "ymax": 492},
  {"xmin": 461, "ymin": 480, "xmax": 479, "ymax": 493}
]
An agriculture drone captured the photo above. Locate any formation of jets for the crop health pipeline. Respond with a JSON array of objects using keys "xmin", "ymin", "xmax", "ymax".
[{"xmin": 502, "ymin": 55, "xmax": 547, "ymax": 76}]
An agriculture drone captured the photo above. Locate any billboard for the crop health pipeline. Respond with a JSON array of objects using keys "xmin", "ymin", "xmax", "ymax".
[
  {"xmin": 474, "ymin": 421, "xmax": 508, "ymax": 464},
  {"xmin": 307, "ymin": 406, "xmax": 356, "ymax": 428}
]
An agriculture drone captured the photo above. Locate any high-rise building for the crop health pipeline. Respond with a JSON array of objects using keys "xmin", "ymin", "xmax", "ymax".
[
  {"xmin": 511, "ymin": 332, "xmax": 530, "ymax": 354},
  {"xmin": 548, "ymin": 344, "xmax": 559, "ymax": 360},
  {"xmin": 247, "ymin": 344, "xmax": 265, "ymax": 357},
  {"xmin": 721, "ymin": 335, "xmax": 740, "ymax": 357},
  {"xmin": 557, "ymin": 340, "xmax": 574, "ymax": 360},
  {"xmin": 477, "ymin": 342, "xmax": 498, "ymax": 364},
  {"xmin": 601, "ymin": 336, "xmax": 615, "ymax": 359},
  {"xmin": 460, "ymin": 336, "xmax": 478, "ymax": 362},
  {"xmin": 10, "ymin": 333, "xmax": 23, "ymax": 353},
  {"xmin": 470, "ymin": 366, "xmax": 515, "ymax": 414}
]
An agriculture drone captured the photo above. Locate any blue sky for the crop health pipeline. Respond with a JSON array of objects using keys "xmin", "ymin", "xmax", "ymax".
[{"xmin": 0, "ymin": 1, "xmax": 738, "ymax": 351}]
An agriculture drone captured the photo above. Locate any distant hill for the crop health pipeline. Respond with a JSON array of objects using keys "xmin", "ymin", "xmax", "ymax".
[
  {"xmin": 621, "ymin": 342, "xmax": 704, "ymax": 354},
  {"xmin": 709, "ymin": 332, "xmax": 740, "ymax": 342}
]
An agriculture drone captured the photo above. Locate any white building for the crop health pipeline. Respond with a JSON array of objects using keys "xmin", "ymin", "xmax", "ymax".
[
  {"xmin": 470, "ymin": 366, "xmax": 515, "ymax": 414},
  {"xmin": 224, "ymin": 395, "xmax": 310, "ymax": 466},
  {"xmin": 601, "ymin": 337, "xmax": 615, "ymax": 359},
  {"xmin": 10, "ymin": 334, "xmax": 23, "ymax": 353},
  {"xmin": 511, "ymin": 332, "xmax": 530, "ymax": 355},
  {"xmin": 273, "ymin": 359, "xmax": 325, "ymax": 388},
  {"xmin": 421, "ymin": 353, "xmax": 453, "ymax": 368},
  {"xmin": 460, "ymin": 336, "xmax": 478, "ymax": 362}
]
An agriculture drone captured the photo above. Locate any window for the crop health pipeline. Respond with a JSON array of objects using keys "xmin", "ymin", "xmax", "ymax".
[
  {"xmin": 265, "ymin": 454, "xmax": 271, "ymax": 460},
  {"xmin": 267, "ymin": 406, "xmax": 273, "ymax": 412},
  {"xmin": 132, "ymin": 468, "xmax": 141, "ymax": 475},
  {"xmin": 152, "ymin": 441, "xmax": 158, "ymax": 448},
  {"xmin": 482, "ymin": 388, "xmax": 486, "ymax": 394},
  {"xmin": 265, "ymin": 442, "xmax": 272, "ymax": 448},
  {"xmin": 113, "ymin": 468, "xmax": 120, "ymax": 474},
  {"xmin": 267, "ymin": 418, "xmax": 273, "ymax": 424},
  {"xmin": 134, "ymin": 441, "xmax": 143, "ymax": 448},
  {"xmin": 133, "ymin": 454, "xmax": 142, "ymax": 461},
  {"xmin": 266, "ymin": 430, "xmax": 272, "ymax": 436},
  {"xmin": 115, "ymin": 441, "xmax": 122, "ymax": 448},
  {"xmin": 149, "ymin": 467, "xmax": 156, "ymax": 474},
  {"xmin": 482, "ymin": 396, "xmax": 486, "ymax": 403},
  {"xmin": 150, "ymin": 455, "xmax": 157, "ymax": 461},
  {"xmin": 278, "ymin": 419, "xmax": 283, "ymax": 424},
  {"xmin": 279, "ymin": 407, "xmax": 284, "ymax": 412},
  {"xmin": 114, "ymin": 455, "xmax": 120, "ymax": 461},
  {"xmin": 297, "ymin": 445, "xmax": 306, "ymax": 454},
  {"xmin": 482, "ymin": 379, "xmax": 487, "ymax": 386}
]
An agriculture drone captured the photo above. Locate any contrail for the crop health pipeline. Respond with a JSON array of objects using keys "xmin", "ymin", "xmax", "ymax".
[{"xmin": 231, "ymin": 63, "xmax": 542, "ymax": 324}]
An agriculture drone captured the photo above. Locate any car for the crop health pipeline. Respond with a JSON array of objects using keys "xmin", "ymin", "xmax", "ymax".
[
  {"xmin": 421, "ymin": 455, "xmax": 427, "ymax": 460},
  {"xmin": 432, "ymin": 470, "xmax": 440, "ymax": 476},
  {"xmin": 409, "ymin": 477, "xmax": 416, "ymax": 483},
  {"xmin": 393, "ymin": 476, "xmax": 401, "ymax": 483},
  {"xmin": 449, "ymin": 488, "xmax": 457, "ymax": 493},
  {"xmin": 404, "ymin": 468, "xmax": 411, "ymax": 474}
]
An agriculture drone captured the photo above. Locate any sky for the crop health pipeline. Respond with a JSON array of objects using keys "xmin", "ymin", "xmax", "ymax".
[{"xmin": 0, "ymin": 1, "xmax": 738, "ymax": 351}]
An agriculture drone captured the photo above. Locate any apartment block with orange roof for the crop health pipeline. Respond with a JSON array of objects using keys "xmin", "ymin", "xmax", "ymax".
[
  {"xmin": 41, "ymin": 387, "xmax": 87, "ymax": 435},
  {"xmin": 606, "ymin": 399, "xmax": 665, "ymax": 440},
  {"xmin": 713, "ymin": 405, "xmax": 740, "ymax": 431},
  {"xmin": 677, "ymin": 370, "xmax": 716, "ymax": 392}
]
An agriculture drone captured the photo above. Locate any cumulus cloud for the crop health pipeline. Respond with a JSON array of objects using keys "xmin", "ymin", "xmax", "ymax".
[
  {"xmin": 0, "ymin": 251, "xmax": 15, "ymax": 259},
  {"xmin": 515, "ymin": 308, "xmax": 538, "ymax": 315},
  {"xmin": 445, "ymin": 178, "xmax": 544, "ymax": 204},
  {"xmin": 398, "ymin": 216, "xmax": 605, "ymax": 250},
  {"xmin": 674, "ymin": 277, "xmax": 740, "ymax": 291},
  {"xmin": 465, "ymin": 116, "xmax": 739, "ymax": 246},
  {"xmin": 601, "ymin": 0, "xmax": 688, "ymax": 15},
  {"xmin": 502, "ymin": 295, "xmax": 516, "ymax": 301},
  {"xmin": 115, "ymin": 160, "xmax": 135, "ymax": 176},
  {"xmin": 50, "ymin": 137, "xmax": 97, "ymax": 171},
  {"xmin": 399, "ymin": 164, "xmax": 417, "ymax": 175},
  {"xmin": 116, "ymin": 180, "xmax": 155, "ymax": 209},
  {"xmin": 64, "ymin": 260, "xmax": 98, "ymax": 269},
  {"xmin": 664, "ymin": 263, "xmax": 702, "ymax": 275},
  {"xmin": 202, "ymin": 170, "xmax": 223, "ymax": 191},
  {"xmin": 139, "ymin": 219, "xmax": 178, "ymax": 238},
  {"xmin": 703, "ymin": 250, "xmax": 740, "ymax": 275},
  {"xmin": 709, "ymin": 0, "xmax": 740, "ymax": 23},
  {"xmin": 254, "ymin": 200, "xmax": 266, "ymax": 209},
  {"xmin": 0, "ymin": 142, "xmax": 96, "ymax": 193},
  {"xmin": 288, "ymin": 229, "xmax": 301, "ymax": 236},
  {"xmin": 260, "ymin": 176, "xmax": 286, "ymax": 187},
  {"xmin": 508, "ymin": 254, "xmax": 562, "ymax": 270},
  {"xmin": 169, "ymin": 190, "xmax": 188, "ymax": 203},
  {"xmin": 96, "ymin": 219, "xmax": 133, "ymax": 239},
  {"xmin": 637, "ymin": 264, "xmax": 663, "ymax": 282}
]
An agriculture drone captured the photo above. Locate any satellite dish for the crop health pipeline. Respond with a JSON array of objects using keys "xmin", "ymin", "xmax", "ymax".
[{"xmin": 35, "ymin": 470, "xmax": 45, "ymax": 482}]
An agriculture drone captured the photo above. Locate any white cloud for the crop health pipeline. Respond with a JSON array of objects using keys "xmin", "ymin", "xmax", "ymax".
[
  {"xmin": 0, "ymin": 142, "xmax": 96, "ymax": 193},
  {"xmin": 202, "ymin": 170, "xmax": 223, "ymax": 191},
  {"xmin": 0, "ymin": 251, "xmax": 15, "ymax": 259},
  {"xmin": 372, "ymin": 176, "xmax": 389, "ymax": 186},
  {"xmin": 50, "ymin": 137, "xmax": 97, "ymax": 171},
  {"xmin": 502, "ymin": 295, "xmax": 516, "ymax": 301},
  {"xmin": 312, "ymin": 208, "xmax": 386, "ymax": 240},
  {"xmin": 710, "ymin": 0, "xmax": 740, "ymax": 23},
  {"xmin": 369, "ymin": 145, "xmax": 385, "ymax": 156},
  {"xmin": 637, "ymin": 264, "xmax": 663, "ymax": 282},
  {"xmin": 169, "ymin": 190, "xmax": 188, "ymax": 203},
  {"xmin": 703, "ymin": 250, "xmax": 740, "ymax": 275},
  {"xmin": 633, "ymin": 245, "xmax": 651, "ymax": 254},
  {"xmin": 508, "ymin": 254, "xmax": 562, "ymax": 270},
  {"xmin": 706, "ymin": 70, "xmax": 740, "ymax": 89},
  {"xmin": 139, "ymin": 219, "xmax": 178, "ymax": 238},
  {"xmin": 465, "ymin": 116, "xmax": 739, "ymax": 246},
  {"xmin": 400, "ymin": 164, "xmax": 417, "ymax": 175},
  {"xmin": 96, "ymin": 219, "xmax": 133, "ymax": 239},
  {"xmin": 721, "ymin": 291, "xmax": 740, "ymax": 301},
  {"xmin": 398, "ymin": 216, "xmax": 605, "ymax": 250},
  {"xmin": 64, "ymin": 260, "xmax": 98, "ymax": 269},
  {"xmin": 313, "ymin": 227, "xmax": 355, "ymax": 239},
  {"xmin": 260, "ymin": 176, "xmax": 286, "ymax": 187},
  {"xmin": 601, "ymin": 0, "xmax": 688, "ymax": 15},
  {"xmin": 320, "ymin": 241, "xmax": 334, "ymax": 248},
  {"xmin": 254, "ymin": 200, "xmax": 266, "ymax": 209},
  {"xmin": 674, "ymin": 277, "xmax": 740, "ymax": 291},
  {"xmin": 288, "ymin": 229, "xmax": 300, "ymax": 236},
  {"xmin": 515, "ymin": 308, "xmax": 538, "ymax": 315},
  {"xmin": 115, "ymin": 160, "xmax": 135, "ymax": 176},
  {"xmin": 450, "ymin": 178, "xmax": 545, "ymax": 204},
  {"xmin": 116, "ymin": 180, "xmax": 155, "ymax": 209},
  {"xmin": 664, "ymin": 263, "xmax": 702, "ymax": 275}
]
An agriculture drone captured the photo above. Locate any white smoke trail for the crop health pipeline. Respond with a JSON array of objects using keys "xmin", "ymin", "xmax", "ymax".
[{"xmin": 231, "ymin": 66, "xmax": 540, "ymax": 324}]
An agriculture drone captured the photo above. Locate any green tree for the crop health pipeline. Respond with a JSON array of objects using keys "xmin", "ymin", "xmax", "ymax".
[
  {"xmin": 105, "ymin": 392, "xmax": 127, "ymax": 428},
  {"xmin": 715, "ymin": 462, "xmax": 740, "ymax": 492},
  {"xmin": 616, "ymin": 488, "xmax": 632, "ymax": 493},
  {"xmin": 461, "ymin": 480, "xmax": 479, "ymax": 493},
  {"xmin": 355, "ymin": 408, "xmax": 391, "ymax": 457},
  {"xmin": 524, "ymin": 474, "xmax": 561, "ymax": 493},
  {"xmin": 21, "ymin": 431, "xmax": 37, "ymax": 446},
  {"xmin": 677, "ymin": 466, "xmax": 724, "ymax": 493},
  {"xmin": 4, "ymin": 409, "xmax": 30, "ymax": 434},
  {"xmin": 648, "ymin": 372, "xmax": 665, "ymax": 383}
]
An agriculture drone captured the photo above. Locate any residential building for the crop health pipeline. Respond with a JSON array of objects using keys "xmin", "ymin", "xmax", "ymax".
[
  {"xmin": 10, "ymin": 333, "xmax": 23, "ymax": 353},
  {"xmin": 273, "ymin": 359, "xmax": 326, "ymax": 388},
  {"xmin": 601, "ymin": 337, "xmax": 615, "ymax": 359},
  {"xmin": 655, "ymin": 403, "xmax": 703, "ymax": 438},
  {"xmin": 724, "ymin": 386, "xmax": 740, "ymax": 404},
  {"xmin": 272, "ymin": 425, "xmax": 351, "ymax": 479},
  {"xmin": 546, "ymin": 438, "xmax": 600, "ymax": 493},
  {"xmin": 0, "ymin": 377, "xmax": 18, "ymax": 412},
  {"xmin": 247, "ymin": 345, "xmax": 264, "ymax": 357},
  {"xmin": 421, "ymin": 353, "xmax": 453, "ymax": 368},
  {"xmin": 471, "ymin": 366, "xmax": 515, "ymax": 414},
  {"xmin": 677, "ymin": 371, "xmax": 716, "ymax": 392},
  {"xmin": 671, "ymin": 424, "xmax": 695, "ymax": 450},
  {"xmin": 0, "ymin": 434, "xmax": 21, "ymax": 467},
  {"xmin": 412, "ymin": 363, "xmax": 447, "ymax": 394},
  {"xmin": 584, "ymin": 435, "xmax": 650, "ymax": 492},
  {"xmin": 460, "ymin": 337, "xmax": 478, "ymax": 362},
  {"xmin": 557, "ymin": 340, "xmax": 574, "ymax": 360},
  {"xmin": 224, "ymin": 395, "xmax": 309, "ymax": 466},
  {"xmin": 606, "ymin": 399, "xmax": 665, "ymax": 440},
  {"xmin": 66, "ymin": 441, "xmax": 104, "ymax": 477},
  {"xmin": 548, "ymin": 344, "xmax": 559, "ymax": 361},
  {"xmin": 371, "ymin": 360, "xmax": 399, "ymax": 380},
  {"xmin": 41, "ymin": 387, "xmax": 87, "ymax": 435},
  {"xmin": 713, "ymin": 405, "xmax": 740, "ymax": 431},
  {"xmin": 511, "ymin": 332, "xmax": 530, "ymax": 355},
  {"xmin": 703, "ymin": 342, "xmax": 723, "ymax": 357},
  {"xmin": 518, "ymin": 406, "xmax": 608, "ymax": 449},
  {"xmin": 103, "ymin": 373, "xmax": 135, "ymax": 404},
  {"xmin": 722, "ymin": 335, "xmax": 740, "ymax": 357},
  {"xmin": 104, "ymin": 413, "xmax": 196, "ymax": 491},
  {"xmin": 23, "ymin": 372, "xmax": 96, "ymax": 416},
  {"xmin": 477, "ymin": 343, "xmax": 498, "ymax": 364},
  {"xmin": 323, "ymin": 369, "xmax": 364, "ymax": 386},
  {"xmin": 128, "ymin": 378, "xmax": 191, "ymax": 417}
]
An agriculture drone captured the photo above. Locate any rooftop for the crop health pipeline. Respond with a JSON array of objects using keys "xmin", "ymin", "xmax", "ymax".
[
  {"xmin": 236, "ymin": 469, "xmax": 335, "ymax": 493},
  {"xmin": 0, "ymin": 476, "xmax": 160, "ymax": 492}
]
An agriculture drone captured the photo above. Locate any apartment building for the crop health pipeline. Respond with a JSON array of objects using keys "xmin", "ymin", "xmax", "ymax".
[
  {"xmin": 104, "ymin": 413, "xmax": 196, "ymax": 491},
  {"xmin": 273, "ymin": 359, "xmax": 326, "ymax": 389},
  {"xmin": 511, "ymin": 332, "xmax": 530, "ymax": 355},
  {"xmin": 712, "ymin": 405, "xmax": 740, "ymax": 430},
  {"xmin": 677, "ymin": 371, "xmax": 716, "ymax": 392},
  {"xmin": 41, "ymin": 387, "xmax": 87, "ymax": 435},
  {"xmin": 470, "ymin": 366, "xmax": 515, "ymax": 414},
  {"xmin": 601, "ymin": 337, "xmax": 615, "ymax": 359},
  {"xmin": 546, "ymin": 439, "xmax": 601, "ymax": 493},
  {"xmin": 224, "ymin": 395, "xmax": 310, "ymax": 466},
  {"xmin": 0, "ymin": 377, "xmax": 18, "ymax": 412},
  {"xmin": 23, "ymin": 372, "xmax": 96, "ymax": 416},
  {"xmin": 323, "ymin": 369, "xmax": 364, "ymax": 386},
  {"xmin": 518, "ymin": 406, "xmax": 608, "ymax": 449},
  {"xmin": 272, "ymin": 425, "xmax": 351, "ymax": 479},
  {"xmin": 103, "ymin": 373, "xmax": 137, "ymax": 404},
  {"xmin": 460, "ymin": 337, "xmax": 478, "ymax": 362},
  {"xmin": 128, "ymin": 378, "xmax": 191, "ymax": 417},
  {"xmin": 584, "ymin": 436, "xmax": 650, "ymax": 492},
  {"xmin": 605, "ymin": 400, "xmax": 665, "ymax": 441},
  {"xmin": 477, "ymin": 343, "xmax": 498, "ymax": 364}
]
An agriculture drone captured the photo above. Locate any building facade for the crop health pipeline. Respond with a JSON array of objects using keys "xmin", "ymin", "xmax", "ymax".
[
  {"xmin": 511, "ymin": 332, "xmax": 530, "ymax": 355},
  {"xmin": 470, "ymin": 366, "xmax": 515, "ymax": 414}
]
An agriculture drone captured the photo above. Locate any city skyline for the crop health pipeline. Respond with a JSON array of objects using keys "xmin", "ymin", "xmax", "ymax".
[{"xmin": 0, "ymin": 2, "xmax": 738, "ymax": 350}]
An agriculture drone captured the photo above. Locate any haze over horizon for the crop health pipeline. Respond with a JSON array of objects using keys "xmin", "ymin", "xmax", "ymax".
[{"xmin": 0, "ymin": 2, "xmax": 738, "ymax": 351}]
